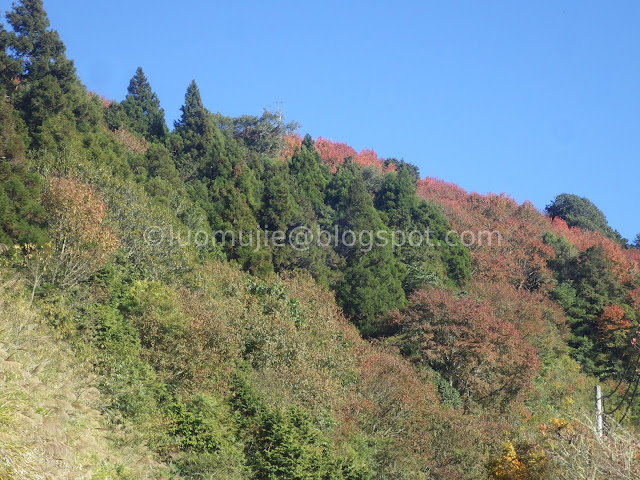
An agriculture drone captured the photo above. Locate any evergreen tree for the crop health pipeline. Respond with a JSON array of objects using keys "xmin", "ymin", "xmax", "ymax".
[
  {"xmin": 289, "ymin": 134, "xmax": 329, "ymax": 216},
  {"xmin": 375, "ymin": 164, "xmax": 471, "ymax": 289},
  {"xmin": 173, "ymin": 80, "xmax": 227, "ymax": 180},
  {"xmin": 2, "ymin": 0, "xmax": 88, "ymax": 150},
  {"xmin": 0, "ymin": 23, "xmax": 21, "ymax": 94},
  {"xmin": 174, "ymin": 80, "xmax": 212, "ymax": 147},
  {"xmin": 120, "ymin": 67, "xmax": 167, "ymax": 140},
  {"xmin": 546, "ymin": 238, "xmax": 630, "ymax": 376},
  {"xmin": 327, "ymin": 160, "xmax": 405, "ymax": 335},
  {"xmin": 261, "ymin": 160, "xmax": 299, "ymax": 231},
  {"xmin": 0, "ymin": 96, "xmax": 46, "ymax": 245}
]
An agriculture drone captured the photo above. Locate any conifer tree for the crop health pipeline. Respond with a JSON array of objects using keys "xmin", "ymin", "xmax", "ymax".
[
  {"xmin": 376, "ymin": 163, "xmax": 471, "ymax": 288},
  {"xmin": 289, "ymin": 134, "xmax": 329, "ymax": 216},
  {"xmin": 174, "ymin": 80, "xmax": 212, "ymax": 147},
  {"xmin": 1, "ymin": 0, "xmax": 88, "ymax": 150},
  {"xmin": 121, "ymin": 67, "xmax": 167, "ymax": 140},
  {"xmin": 173, "ymin": 80, "xmax": 227, "ymax": 180},
  {"xmin": 261, "ymin": 160, "xmax": 299, "ymax": 231},
  {"xmin": 0, "ymin": 96, "xmax": 46, "ymax": 244},
  {"xmin": 327, "ymin": 160, "xmax": 405, "ymax": 335}
]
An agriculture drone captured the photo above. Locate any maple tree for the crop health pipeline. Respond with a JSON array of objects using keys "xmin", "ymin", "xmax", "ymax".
[
  {"xmin": 392, "ymin": 287, "xmax": 539, "ymax": 410},
  {"xmin": 314, "ymin": 136, "xmax": 392, "ymax": 173},
  {"xmin": 596, "ymin": 304, "xmax": 631, "ymax": 341}
]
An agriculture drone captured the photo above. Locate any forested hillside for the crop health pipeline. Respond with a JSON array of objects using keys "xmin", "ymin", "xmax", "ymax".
[{"xmin": 1, "ymin": 1, "xmax": 640, "ymax": 479}]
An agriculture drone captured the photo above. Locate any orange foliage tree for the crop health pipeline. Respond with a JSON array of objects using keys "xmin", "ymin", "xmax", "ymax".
[
  {"xmin": 43, "ymin": 177, "xmax": 118, "ymax": 287},
  {"xmin": 279, "ymin": 133, "xmax": 302, "ymax": 160},
  {"xmin": 596, "ymin": 304, "xmax": 631, "ymax": 341},
  {"xmin": 314, "ymin": 137, "xmax": 391, "ymax": 173},
  {"xmin": 549, "ymin": 217, "xmax": 637, "ymax": 286}
]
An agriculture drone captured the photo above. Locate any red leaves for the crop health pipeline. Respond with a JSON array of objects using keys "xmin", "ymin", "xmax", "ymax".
[
  {"xmin": 279, "ymin": 134, "xmax": 302, "ymax": 160},
  {"xmin": 417, "ymin": 178, "xmax": 554, "ymax": 291},
  {"xmin": 550, "ymin": 217, "xmax": 636, "ymax": 285},
  {"xmin": 314, "ymin": 137, "xmax": 392, "ymax": 173},
  {"xmin": 281, "ymin": 134, "xmax": 393, "ymax": 173},
  {"xmin": 627, "ymin": 288, "xmax": 640, "ymax": 311},
  {"xmin": 393, "ymin": 287, "xmax": 539, "ymax": 408}
]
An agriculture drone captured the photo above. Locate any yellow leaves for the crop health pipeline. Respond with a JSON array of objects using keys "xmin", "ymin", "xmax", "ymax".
[
  {"xmin": 488, "ymin": 440, "xmax": 546, "ymax": 480},
  {"xmin": 489, "ymin": 441, "xmax": 527, "ymax": 479},
  {"xmin": 11, "ymin": 243, "xmax": 53, "ymax": 266},
  {"xmin": 550, "ymin": 417, "xmax": 570, "ymax": 432}
]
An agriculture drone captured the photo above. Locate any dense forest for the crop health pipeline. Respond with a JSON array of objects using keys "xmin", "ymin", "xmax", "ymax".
[{"xmin": 1, "ymin": 1, "xmax": 640, "ymax": 478}]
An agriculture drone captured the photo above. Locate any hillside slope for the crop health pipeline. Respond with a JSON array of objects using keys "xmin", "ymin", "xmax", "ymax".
[{"xmin": 1, "ymin": 1, "xmax": 640, "ymax": 479}]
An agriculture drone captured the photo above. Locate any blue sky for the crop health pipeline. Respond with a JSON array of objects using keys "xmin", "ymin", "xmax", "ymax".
[{"xmin": 8, "ymin": 0, "xmax": 639, "ymax": 240}]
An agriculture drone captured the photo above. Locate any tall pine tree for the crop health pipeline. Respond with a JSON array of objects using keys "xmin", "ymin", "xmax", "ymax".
[
  {"xmin": 120, "ymin": 67, "xmax": 167, "ymax": 140},
  {"xmin": 173, "ymin": 80, "xmax": 228, "ymax": 181}
]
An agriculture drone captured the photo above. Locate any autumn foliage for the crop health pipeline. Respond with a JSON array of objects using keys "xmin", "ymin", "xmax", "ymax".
[
  {"xmin": 550, "ymin": 217, "xmax": 637, "ymax": 285},
  {"xmin": 391, "ymin": 287, "xmax": 540, "ymax": 409},
  {"xmin": 416, "ymin": 178, "xmax": 556, "ymax": 291},
  {"xmin": 42, "ymin": 177, "xmax": 118, "ymax": 287},
  {"xmin": 4, "ymin": 1, "xmax": 640, "ymax": 478},
  {"xmin": 282, "ymin": 134, "xmax": 393, "ymax": 173},
  {"xmin": 596, "ymin": 304, "xmax": 630, "ymax": 340},
  {"xmin": 111, "ymin": 127, "xmax": 149, "ymax": 154}
]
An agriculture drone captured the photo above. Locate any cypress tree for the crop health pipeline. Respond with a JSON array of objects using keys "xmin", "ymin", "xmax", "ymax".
[
  {"xmin": 261, "ymin": 160, "xmax": 299, "ymax": 231},
  {"xmin": 174, "ymin": 80, "xmax": 228, "ymax": 180},
  {"xmin": 2, "ymin": 0, "xmax": 87, "ymax": 150},
  {"xmin": 327, "ymin": 159, "xmax": 405, "ymax": 335},
  {"xmin": 289, "ymin": 134, "xmax": 329, "ymax": 216},
  {"xmin": 121, "ymin": 67, "xmax": 167, "ymax": 140},
  {"xmin": 376, "ymin": 163, "xmax": 471, "ymax": 288}
]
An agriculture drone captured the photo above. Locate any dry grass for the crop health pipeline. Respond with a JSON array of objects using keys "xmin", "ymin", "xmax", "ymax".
[{"xmin": 0, "ymin": 272, "xmax": 172, "ymax": 479}]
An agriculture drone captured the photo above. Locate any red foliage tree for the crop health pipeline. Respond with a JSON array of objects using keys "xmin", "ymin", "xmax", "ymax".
[
  {"xmin": 627, "ymin": 287, "xmax": 640, "ymax": 311},
  {"xmin": 279, "ymin": 133, "xmax": 302, "ymax": 160},
  {"xmin": 549, "ymin": 217, "xmax": 636, "ymax": 285},
  {"xmin": 470, "ymin": 281, "xmax": 567, "ymax": 350},
  {"xmin": 314, "ymin": 137, "xmax": 391, "ymax": 173},
  {"xmin": 391, "ymin": 287, "xmax": 539, "ymax": 410},
  {"xmin": 417, "ymin": 177, "xmax": 554, "ymax": 291}
]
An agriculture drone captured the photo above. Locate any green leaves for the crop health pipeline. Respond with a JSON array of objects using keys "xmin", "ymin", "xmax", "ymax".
[
  {"xmin": 3, "ymin": 0, "xmax": 88, "ymax": 150},
  {"xmin": 546, "ymin": 193, "xmax": 626, "ymax": 245},
  {"xmin": 231, "ymin": 375, "xmax": 372, "ymax": 480},
  {"xmin": 328, "ymin": 160, "xmax": 406, "ymax": 335},
  {"xmin": 119, "ymin": 67, "xmax": 167, "ymax": 140}
]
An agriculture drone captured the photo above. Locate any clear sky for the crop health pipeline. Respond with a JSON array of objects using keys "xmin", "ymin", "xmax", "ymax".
[{"xmin": 7, "ymin": 0, "xmax": 639, "ymax": 240}]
